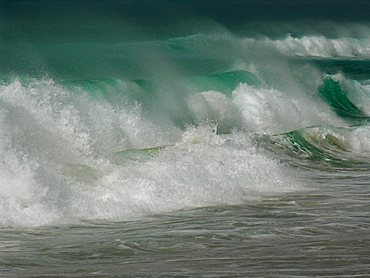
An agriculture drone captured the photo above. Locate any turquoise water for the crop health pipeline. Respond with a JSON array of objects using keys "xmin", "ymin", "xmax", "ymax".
[{"xmin": 1, "ymin": 1, "xmax": 370, "ymax": 276}]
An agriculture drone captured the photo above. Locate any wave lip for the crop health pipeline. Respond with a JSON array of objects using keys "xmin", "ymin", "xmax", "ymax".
[
  {"xmin": 262, "ymin": 125, "xmax": 370, "ymax": 170},
  {"xmin": 319, "ymin": 77, "xmax": 368, "ymax": 119},
  {"xmin": 318, "ymin": 75, "xmax": 370, "ymax": 124}
]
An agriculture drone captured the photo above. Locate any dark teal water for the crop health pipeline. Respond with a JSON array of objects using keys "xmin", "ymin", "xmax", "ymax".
[{"xmin": 1, "ymin": 1, "xmax": 370, "ymax": 276}]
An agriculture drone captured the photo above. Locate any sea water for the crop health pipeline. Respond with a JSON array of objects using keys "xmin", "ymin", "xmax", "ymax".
[{"xmin": 1, "ymin": 1, "xmax": 370, "ymax": 276}]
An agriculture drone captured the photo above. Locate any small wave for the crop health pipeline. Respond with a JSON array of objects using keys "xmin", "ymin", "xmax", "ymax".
[{"xmin": 260, "ymin": 125, "xmax": 370, "ymax": 170}]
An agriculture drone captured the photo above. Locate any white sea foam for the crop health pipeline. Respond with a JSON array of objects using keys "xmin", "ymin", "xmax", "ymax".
[
  {"xmin": 299, "ymin": 125, "xmax": 370, "ymax": 158},
  {"xmin": 340, "ymin": 78, "xmax": 370, "ymax": 115},
  {"xmin": 187, "ymin": 83, "xmax": 344, "ymax": 134},
  {"xmin": 0, "ymin": 78, "xmax": 301, "ymax": 227},
  {"xmin": 244, "ymin": 35, "xmax": 370, "ymax": 58},
  {"xmin": 0, "ymin": 71, "xmax": 364, "ymax": 226},
  {"xmin": 65, "ymin": 126, "xmax": 298, "ymax": 221},
  {"xmin": 349, "ymin": 126, "xmax": 370, "ymax": 154}
]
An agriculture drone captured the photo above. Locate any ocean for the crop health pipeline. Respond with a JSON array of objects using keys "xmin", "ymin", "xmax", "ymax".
[{"xmin": 1, "ymin": 1, "xmax": 370, "ymax": 276}]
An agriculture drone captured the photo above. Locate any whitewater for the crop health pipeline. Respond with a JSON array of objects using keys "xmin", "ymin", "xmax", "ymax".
[{"xmin": 1, "ymin": 1, "xmax": 370, "ymax": 276}]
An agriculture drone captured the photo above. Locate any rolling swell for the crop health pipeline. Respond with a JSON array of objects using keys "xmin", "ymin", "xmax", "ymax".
[
  {"xmin": 2, "ymin": 2, "xmax": 370, "ymax": 277},
  {"xmin": 2, "ymin": 24, "xmax": 370, "ymax": 226},
  {"xmin": 258, "ymin": 125, "xmax": 370, "ymax": 170}
]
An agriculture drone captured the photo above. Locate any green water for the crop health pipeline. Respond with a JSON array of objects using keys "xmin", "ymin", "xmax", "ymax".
[{"xmin": 1, "ymin": 1, "xmax": 370, "ymax": 277}]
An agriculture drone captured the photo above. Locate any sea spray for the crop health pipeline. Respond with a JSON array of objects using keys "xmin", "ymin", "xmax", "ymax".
[
  {"xmin": 0, "ymin": 77, "xmax": 303, "ymax": 227},
  {"xmin": 2, "ymin": 2, "xmax": 370, "ymax": 276}
]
